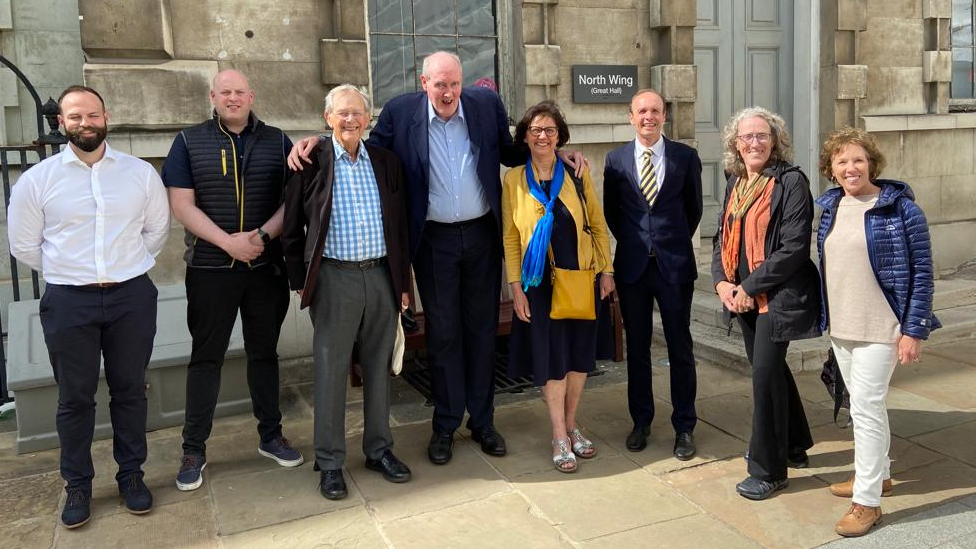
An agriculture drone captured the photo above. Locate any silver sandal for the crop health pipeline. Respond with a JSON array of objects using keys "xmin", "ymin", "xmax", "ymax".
[
  {"xmin": 568, "ymin": 427, "xmax": 596, "ymax": 459},
  {"xmin": 552, "ymin": 439, "xmax": 578, "ymax": 473}
]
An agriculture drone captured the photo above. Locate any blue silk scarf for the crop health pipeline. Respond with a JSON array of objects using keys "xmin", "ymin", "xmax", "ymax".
[{"xmin": 520, "ymin": 157, "xmax": 565, "ymax": 292}]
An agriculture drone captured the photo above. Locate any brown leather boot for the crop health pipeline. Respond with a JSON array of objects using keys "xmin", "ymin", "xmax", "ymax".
[
  {"xmin": 829, "ymin": 476, "xmax": 893, "ymax": 498},
  {"xmin": 835, "ymin": 503, "xmax": 882, "ymax": 537}
]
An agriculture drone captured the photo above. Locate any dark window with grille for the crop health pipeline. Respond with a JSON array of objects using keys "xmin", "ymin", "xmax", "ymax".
[
  {"xmin": 367, "ymin": 0, "xmax": 499, "ymax": 108},
  {"xmin": 952, "ymin": 0, "xmax": 976, "ymax": 99}
]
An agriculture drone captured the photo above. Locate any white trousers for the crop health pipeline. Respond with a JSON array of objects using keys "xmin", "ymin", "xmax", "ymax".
[{"xmin": 830, "ymin": 336, "xmax": 898, "ymax": 507}]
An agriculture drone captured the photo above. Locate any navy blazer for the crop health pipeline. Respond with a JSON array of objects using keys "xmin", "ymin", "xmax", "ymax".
[
  {"xmin": 603, "ymin": 137, "xmax": 703, "ymax": 285},
  {"xmin": 367, "ymin": 86, "xmax": 523, "ymax": 258}
]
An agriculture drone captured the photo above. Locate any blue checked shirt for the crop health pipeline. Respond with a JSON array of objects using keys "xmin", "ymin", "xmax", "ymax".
[{"xmin": 323, "ymin": 139, "xmax": 388, "ymax": 261}]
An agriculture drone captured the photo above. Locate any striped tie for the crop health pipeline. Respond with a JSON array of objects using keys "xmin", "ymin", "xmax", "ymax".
[{"xmin": 639, "ymin": 149, "xmax": 659, "ymax": 208}]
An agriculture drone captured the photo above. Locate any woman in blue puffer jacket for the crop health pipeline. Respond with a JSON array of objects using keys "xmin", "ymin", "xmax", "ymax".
[{"xmin": 816, "ymin": 127, "xmax": 940, "ymax": 538}]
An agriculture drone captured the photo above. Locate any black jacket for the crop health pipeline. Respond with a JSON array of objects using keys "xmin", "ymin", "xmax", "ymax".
[{"xmin": 711, "ymin": 161, "xmax": 822, "ymax": 343}]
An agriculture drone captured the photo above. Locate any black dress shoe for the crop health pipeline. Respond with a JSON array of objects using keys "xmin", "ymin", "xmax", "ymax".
[
  {"xmin": 428, "ymin": 432, "xmax": 454, "ymax": 465},
  {"xmin": 735, "ymin": 476, "xmax": 789, "ymax": 500},
  {"xmin": 626, "ymin": 425, "xmax": 650, "ymax": 452},
  {"xmin": 673, "ymin": 432, "xmax": 696, "ymax": 461},
  {"xmin": 365, "ymin": 450, "xmax": 412, "ymax": 483},
  {"xmin": 319, "ymin": 469, "xmax": 348, "ymax": 500},
  {"xmin": 471, "ymin": 426, "xmax": 507, "ymax": 456},
  {"xmin": 744, "ymin": 450, "xmax": 810, "ymax": 469}
]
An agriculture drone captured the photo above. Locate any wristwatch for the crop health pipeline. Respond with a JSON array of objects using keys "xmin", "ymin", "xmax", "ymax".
[{"xmin": 257, "ymin": 228, "xmax": 272, "ymax": 245}]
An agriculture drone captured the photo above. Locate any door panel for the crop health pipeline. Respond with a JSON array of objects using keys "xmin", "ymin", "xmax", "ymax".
[{"xmin": 694, "ymin": 0, "xmax": 793, "ymax": 237}]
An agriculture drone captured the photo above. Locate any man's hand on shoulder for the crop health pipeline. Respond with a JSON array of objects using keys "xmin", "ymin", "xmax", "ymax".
[
  {"xmin": 287, "ymin": 136, "xmax": 321, "ymax": 171},
  {"xmin": 223, "ymin": 230, "xmax": 264, "ymax": 262},
  {"xmin": 557, "ymin": 149, "xmax": 590, "ymax": 178}
]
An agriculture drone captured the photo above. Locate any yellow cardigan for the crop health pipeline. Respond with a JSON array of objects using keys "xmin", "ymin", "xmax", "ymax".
[{"xmin": 501, "ymin": 164, "xmax": 613, "ymax": 286}]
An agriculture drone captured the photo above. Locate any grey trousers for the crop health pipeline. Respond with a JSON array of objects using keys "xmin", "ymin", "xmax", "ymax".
[{"xmin": 309, "ymin": 260, "xmax": 397, "ymax": 470}]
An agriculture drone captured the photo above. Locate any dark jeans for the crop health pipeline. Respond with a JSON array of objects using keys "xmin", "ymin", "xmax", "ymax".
[
  {"xmin": 413, "ymin": 214, "xmax": 500, "ymax": 434},
  {"xmin": 181, "ymin": 264, "xmax": 289, "ymax": 456},
  {"xmin": 738, "ymin": 311, "xmax": 813, "ymax": 481},
  {"xmin": 617, "ymin": 257, "xmax": 697, "ymax": 434},
  {"xmin": 38, "ymin": 274, "xmax": 157, "ymax": 491}
]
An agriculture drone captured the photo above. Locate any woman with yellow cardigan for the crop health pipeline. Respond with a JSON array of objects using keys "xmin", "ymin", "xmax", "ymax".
[{"xmin": 502, "ymin": 100, "xmax": 615, "ymax": 473}]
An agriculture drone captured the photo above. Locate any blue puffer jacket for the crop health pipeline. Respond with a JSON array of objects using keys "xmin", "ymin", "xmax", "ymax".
[{"xmin": 816, "ymin": 180, "xmax": 941, "ymax": 340}]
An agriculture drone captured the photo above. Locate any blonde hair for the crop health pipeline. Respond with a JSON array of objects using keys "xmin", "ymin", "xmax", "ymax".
[{"xmin": 818, "ymin": 126, "xmax": 887, "ymax": 182}]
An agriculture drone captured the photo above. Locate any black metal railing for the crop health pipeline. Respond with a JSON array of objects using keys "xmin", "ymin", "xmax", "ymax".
[{"xmin": 1, "ymin": 55, "xmax": 66, "ymax": 405}]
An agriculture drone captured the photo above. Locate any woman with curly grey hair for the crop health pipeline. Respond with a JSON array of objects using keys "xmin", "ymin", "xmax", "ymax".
[{"xmin": 710, "ymin": 106, "xmax": 822, "ymax": 500}]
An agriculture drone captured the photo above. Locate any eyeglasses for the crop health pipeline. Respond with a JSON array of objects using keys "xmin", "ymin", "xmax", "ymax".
[
  {"xmin": 333, "ymin": 110, "xmax": 366, "ymax": 119},
  {"xmin": 736, "ymin": 133, "xmax": 772, "ymax": 144},
  {"xmin": 528, "ymin": 126, "xmax": 558, "ymax": 137}
]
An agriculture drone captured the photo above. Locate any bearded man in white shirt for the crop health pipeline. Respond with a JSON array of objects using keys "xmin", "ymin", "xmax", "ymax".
[{"xmin": 7, "ymin": 85, "xmax": 170, "ymax": 530}]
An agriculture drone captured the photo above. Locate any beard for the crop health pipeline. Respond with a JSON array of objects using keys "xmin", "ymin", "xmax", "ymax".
[{"xmin": 66, "ymin": 124, "xmax": 108, "ymax": 152}]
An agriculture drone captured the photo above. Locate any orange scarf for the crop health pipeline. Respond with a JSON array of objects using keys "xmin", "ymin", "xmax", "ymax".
[{"xmin": 720, "ymin": 177, "xmax": 775, "ymax": 313}]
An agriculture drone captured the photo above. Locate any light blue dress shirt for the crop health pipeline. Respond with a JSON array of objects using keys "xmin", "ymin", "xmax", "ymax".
[
  {"xmin": 323, "ymin": 138, "xmax": 388, "ymax": 261},
  {"xmin": 426, "ymin": 100, "xmax": 489, "ymax": 223}
]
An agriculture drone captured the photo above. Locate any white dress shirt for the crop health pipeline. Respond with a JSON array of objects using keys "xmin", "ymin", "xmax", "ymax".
[
  {"xmin": 633, "ymin": 135, "xmax": 667, "ymax": 186},
  {"xmin": 7, "ymin": 142, "xmax": 170, "ymax": 285}
]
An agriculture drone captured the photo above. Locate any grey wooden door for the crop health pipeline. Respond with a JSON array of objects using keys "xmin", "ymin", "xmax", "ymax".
[{"xmin": 694, "ymin": 0, "xmax": 794, "ymax": 237}]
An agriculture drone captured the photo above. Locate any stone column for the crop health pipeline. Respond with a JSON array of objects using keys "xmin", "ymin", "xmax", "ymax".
[
  {"xmin": 922, "ymin": 0, "xmax": 951, "ymax": 114},
  {"xmin": 649, "ymin": 0, "xmax": 697, "ymax": 142}
]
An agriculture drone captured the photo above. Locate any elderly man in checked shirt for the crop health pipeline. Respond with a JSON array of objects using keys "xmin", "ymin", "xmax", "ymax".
[{"xmin": 282, "ymin": 85, "xmax": 412, "ymax": 500}]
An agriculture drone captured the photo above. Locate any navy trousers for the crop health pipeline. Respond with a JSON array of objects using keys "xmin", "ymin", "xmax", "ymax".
[
  {"xmin": 617, "ymin": 257, "xmax": 698, "ymax": 434},
  {"xmin": 413, "ymin": 213, "xmax": 500, "ymax": 434},
  {"xmin": 38, "ymin": 274, "xmax": 157, "ymax": 491}
]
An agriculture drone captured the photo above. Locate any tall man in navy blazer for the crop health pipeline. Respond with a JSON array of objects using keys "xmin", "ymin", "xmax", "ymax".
[{"xmin": 603, "ymin": 89, "xmax": 703, "ymax": 460}]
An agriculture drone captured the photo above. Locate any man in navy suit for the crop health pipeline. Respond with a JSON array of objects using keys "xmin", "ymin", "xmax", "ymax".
[
  {"xmin": 290, "ymin": 53, "xmax": 589, "ymax": 464},
  {"xmin": 603, "ymin": 89, "xmax": 703, "ymax": 460}
]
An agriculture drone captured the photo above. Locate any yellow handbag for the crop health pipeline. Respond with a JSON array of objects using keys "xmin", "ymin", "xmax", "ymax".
[
  {"xmin": 548, "ymin": 168, "xmax": 597, "ymax": 320},
  {"xmin": 549, "ymin": 258, "xmax": 596, "ymax": 320}
]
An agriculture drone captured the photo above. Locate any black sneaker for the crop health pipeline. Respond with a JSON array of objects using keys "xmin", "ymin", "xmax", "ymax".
[
  {"xmin": 61, "ymin": 487, "xmax": 91, "ymax": 529},
  {"xmin": 176, "ymin": 454, "xmax": 207, "ymax": 491},
  {"xmin": 119, "ymin": 475, "xmax": 153, "ymax": 514}
]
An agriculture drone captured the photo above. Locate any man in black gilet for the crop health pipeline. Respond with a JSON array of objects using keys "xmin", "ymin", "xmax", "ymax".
[{"xmin": 162, "ymin": 69, "xmax": 303, "ymax": 491}]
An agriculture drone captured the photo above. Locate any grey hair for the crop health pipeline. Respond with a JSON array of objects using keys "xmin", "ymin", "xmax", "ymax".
[
  {"xmin": 421, "ymin": 51, "xmax": 462, "ymax": 77},
  {"xmin": 324, "ymin": 84, "xmax": 371, "ymax": 114},
  {"xmin": 721, "ymin": 106, "xmax": 794, "ymax": 177}
]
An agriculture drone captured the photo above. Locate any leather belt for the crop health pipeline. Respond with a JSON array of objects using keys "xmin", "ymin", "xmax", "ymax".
[
  {"xmin": 427, "ymin": 213, "xmax": 490, "ymax": 229},
  {"xmin": 324, "ymin": 257, "xmax": 387, "ymax": 270},
  {"xmin": 80, "ymin": 282, "xmax": 121, "ymax": 288}
]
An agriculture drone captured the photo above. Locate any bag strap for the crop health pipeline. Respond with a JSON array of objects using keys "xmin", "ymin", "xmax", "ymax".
[{"xmin": 565, "ymin": 169, "xmax": 600, "ymax": 271}]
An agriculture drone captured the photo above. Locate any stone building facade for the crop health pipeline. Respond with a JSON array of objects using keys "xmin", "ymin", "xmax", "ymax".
[{"xmin": 2, "ymin": 0, "xmax": 974, "ymax": 313}]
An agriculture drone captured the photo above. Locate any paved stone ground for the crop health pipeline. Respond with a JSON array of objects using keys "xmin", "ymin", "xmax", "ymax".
[{"xmin": 2, "ymin": 338, "xmax": 976, "ymax": 549}]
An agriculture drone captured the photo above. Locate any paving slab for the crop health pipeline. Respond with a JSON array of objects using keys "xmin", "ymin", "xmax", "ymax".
[
  {"xmin": 872, "ymin": 458, "xmax": 976, "ymax": 522},
  {"xmin": 0, "ymin": 517, "xmax": 56, "ymax": 549},
  {"xmin": 694, "ymin": 389, "xmax": 837, "ymax": 444},
  {"xmin": 941, "ymin": 530, "xmax": 976, "ymax": 549},
  {"xmin": 821, "ymin": 501, "xmax": 976, "ymax": 549},
  {"xmin": 383, "ymin": 492, "xmax": 568, "ymax": 549},
  {"xmin": 911, "ymin": 419, "xmax": 976, "ymax": 468},
  {"xmin": 890, "ymin": 357, "xmax": 976, "ymax": 411},
  {"xmin": 515, "ymin": 455, "xmax": 700, "ymax": 543},
  {"xmin": 210, "ymin": 462, "xmax": 344, "ymax": 535},
  {"xmin": 52, "ymin": 497, "xmax": 218, "ymax": 549},
  {"xmin": 802, "ymin": 425, "xmax": 944, "ymax": 485},
  {"xmin": 486, "ymin": 399, "xmax": 619, "ymax": 479},
  {"xmin": 220, "ymin": 505, "xmax": 387, "ymax": 549},
  {"xmin": 650, "ymin": 358, "xmax": 754, "ymax": 402},
  {"xmin": 0, "ymin": 444, "xmax": 60, "ymax": 482},
  {"xmin": 0, "ymin": 470, "xmax": 62, "ymax": 522},
  {"xmin": 346, "ymin": 422, "xmax": 510, "ymax": 523},
  {"xmin": 926, "ymin": 339, "xmax": 976, "ymax": 369},
  {"xmin": 89, "ymin": 471, "xmax": 209, "ymax": 520},
  {"xmin": 663, "ymin": 458, "xmax": 841, "ymax": 549},
  {"xmin": 578, "ymin": 388, "xmax": 744, "ymax": 473},
  {"xmin": 90, "ymin": 429, "xmax": 185, "ymax": 490},
  {"xmin": 579, "ymin": 512, "xmax": 763, "ymax": 549},
  {"xmin": 886, "ymin": 387, "xmax": 976, "ymax": 439}
]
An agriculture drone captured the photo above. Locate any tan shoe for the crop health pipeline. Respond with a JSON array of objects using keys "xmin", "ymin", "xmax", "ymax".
[
  {"xmin": 829, "ymin": 476, "xmax": 893, "ymax": 498},
  {"xmin": 835, "ymin": 503, "xmax": 882, "ymax": 537}
]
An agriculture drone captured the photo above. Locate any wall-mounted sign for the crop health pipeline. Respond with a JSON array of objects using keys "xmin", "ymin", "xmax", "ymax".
[{"xmin": 572, "ymin": 65, "xmax": 638, "ymax": 104}]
